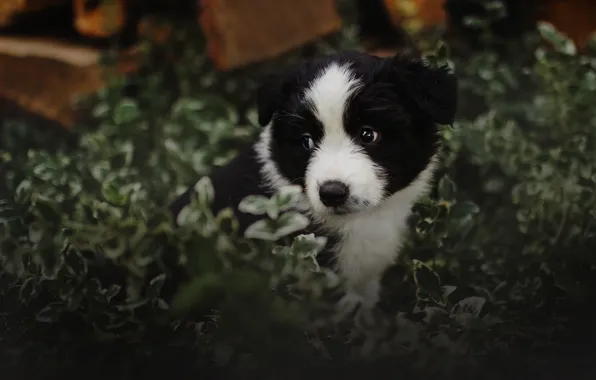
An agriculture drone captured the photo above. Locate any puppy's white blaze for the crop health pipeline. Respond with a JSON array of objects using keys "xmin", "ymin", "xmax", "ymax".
[
  {"xmin": 304, "ymin": 63, "xmax": 361, "ymax": 135},
  {"xmin": 303, "ymin": 62, "xmax": 386, "ymax": 219}
]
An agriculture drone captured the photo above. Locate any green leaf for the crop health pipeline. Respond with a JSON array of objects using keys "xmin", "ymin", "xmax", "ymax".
[
  {"xmin": 265, "ymin": 201, "xmax": 281, "ymax": 220},
  {"xmin": 463, "ymin": 16, "xmax": 487, "ymax": 29},
  {"xmin": 214, "ymin": 207, "xmax": 239, "ymax": 233},
  {"xmin": 172, "ymin": 98, "xmax": 205, "ymax": 116},
  {"xmin": 437, "ymin": 175, "xmax": 457, "ymax": 202},
  {"xmin": 102, "ymin": 182, "xmax": 128, "ymax": 206},
  {"xmin": 103, "ymin": 235, "xmax": 127, "ymax": 259},
  {"xmin": 146, "ymin": 273, "xmax": 167, "ymax": 300},
  {"xmin": 434, "ymin": 40, "xmax": 449, "ymax": 61},
  {"xmin": 537, "ymin": 22, "xmax": 577, "ymax": 56},
  {"xmin": 238, "ymin": 195, "xmax": 270, "ymax": 215},
  {"xmin": 413, "ymin": 260, "xmax": 443, "ymax": 305},
  {"xmin": 449, "ymin": 201, "xmax": 480, "ymax": 220},
  {"xmin": 483, "ymin": 178, "xmax": 504, "ymax": 193},
  {"xmin": 176, "ymin": 205, "xmax": 200, "ymax": 227},
  {"xmin": 104, "ymin": 284, "xmax": 121, "ymax": 302},
  {"xmin": 36, "ymin": 302, "xmax": 64, "ymax": 323},
  {"xmin": 0, "ymin": 220, "xmax": 8, "ymax": 241},
  {"xmin": 155, "ymin": 298, "xmax": 170, "ymax": 310},
  {"xmin": 270, "ymin": 185, "xmax": 303, "ymax": 213},
  {"xmin": 92, "ymin": 102, "xmax": 110, "ymax": 118},
  {"xmin": 447, "ymin": 201, "xmax": 479, "ymax": 236},
  {"xmin": 113, "ymin": 99, "xmax": 141, "ymax": 124},
  {"xmin": 244, "ymin": 219, "xmax": 277, "ymax": 241},
  {"xmin": 422, "ymin": 306, "xmax": 449, "ymax": 325},
  {"xmin": 28, "ymin": 221, "xmax": 44, "ymax": 244},
  {"xmin": 193, "ymin": 176, "xmax": 215, "ymax": 207},
  {"xmin": 65, "ymin": 290, "xmax": 84, "ymax": 311},
  {"xmin": 451, "ymin": 297, "xmax": 488, "ymax": 328},
  {"xmin": 291, "ymin": 233, "xmax": 327, "ymax": 259},
  {"xmin": 415, "ymin": 217, "xmax": 435, "ymax": 236},
  {"xmin": 273, "ymin": 212, "xmax": 310, "ymax": 238},
  {"xmin": 19, "ymin": 277, "xmax": 37, "ymax": 302},
  {"xmin": 452, "ymin": 296, "xmax": 486, "ymax": 317}
]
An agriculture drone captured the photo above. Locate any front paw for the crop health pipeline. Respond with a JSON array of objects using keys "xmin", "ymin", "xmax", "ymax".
[
  {"xmin": 335, "ymin": 290, "xmax": 380, "ymax": 327},
  {"xmin": 336, "ymin": 288, "xmax": 379, "ymax": 316},
  {"xmin": 337, "ymin": 290, "xmax": 366, "ymax": 315}
]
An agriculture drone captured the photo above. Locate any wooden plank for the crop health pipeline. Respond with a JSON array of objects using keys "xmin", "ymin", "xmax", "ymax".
[
  {"xmin": 198, "ymin": 0, "xmax": 343, "ymax": 71},
  {"xmin": 0, "ymin": 37, "xmax": 139, "ymax": 128}
]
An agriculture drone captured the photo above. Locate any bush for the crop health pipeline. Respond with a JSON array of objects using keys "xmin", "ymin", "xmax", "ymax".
[{"xmin": 1, "ymin": 10, "xmax": 595, "ymax": 380}]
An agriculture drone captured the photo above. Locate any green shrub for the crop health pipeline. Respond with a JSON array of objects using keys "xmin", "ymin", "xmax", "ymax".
[{"xmin": 1, "ymin": 13, "xmax": 595, "ymax": 379}]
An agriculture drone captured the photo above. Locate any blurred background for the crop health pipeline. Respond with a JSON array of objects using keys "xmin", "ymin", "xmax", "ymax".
[
  {"xmin": 1, "ymin": 1, "xmax": 596, "ymax": 380},
  {"xmin": 0, "ymin": 0, "xmax": 593, "ymax": 130}
]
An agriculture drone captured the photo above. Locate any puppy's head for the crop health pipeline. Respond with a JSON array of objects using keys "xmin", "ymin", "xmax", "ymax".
[{"xmin": 255, "ymin": 51, "xmax": 457, "ymax": 222}]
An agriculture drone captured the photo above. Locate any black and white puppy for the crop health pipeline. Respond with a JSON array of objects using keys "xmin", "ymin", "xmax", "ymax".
[{"xmin": 170, "ymin": 50, "xmax": 457, "ymax": 312}]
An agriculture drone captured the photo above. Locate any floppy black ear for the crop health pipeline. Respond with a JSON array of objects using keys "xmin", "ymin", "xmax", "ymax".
[
  {"xmin": 256, "ymin": 62, "xmax": 304, "ymax": 126},
  {"xmin": 256, "ymin": 74, "xmax": 282, "ymax": 127},
  {"xmin": 389, "ymin": 54, "xmax": 458, "ymax": 125}
]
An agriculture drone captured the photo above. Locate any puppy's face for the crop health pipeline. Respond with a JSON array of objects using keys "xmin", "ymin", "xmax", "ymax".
[{"xmin": 256, "ymin": 51, "xmax": 457, "ymax": 221}]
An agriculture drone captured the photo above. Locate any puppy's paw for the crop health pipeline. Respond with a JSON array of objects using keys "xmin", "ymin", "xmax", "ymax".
[
  {"xmin": 337, "ymin": 290, "xmax": 365, "ymax": 316},
  {"xmin": 336, "ymin": 291, "xmax": 382, "ymax": 328},
  {"xmin": 335, "ymin": 289, "xmax": 379, "ymax": 321}
]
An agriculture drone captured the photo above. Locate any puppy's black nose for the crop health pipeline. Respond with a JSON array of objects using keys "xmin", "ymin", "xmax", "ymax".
[{"xmin": 319, "ymin": 181, "xmax": 349, "ymax": 207}]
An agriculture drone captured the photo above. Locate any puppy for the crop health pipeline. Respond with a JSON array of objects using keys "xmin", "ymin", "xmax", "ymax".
[{"xmin": 170, "ymin": 50, "xmax": 457, "ymax": 312}]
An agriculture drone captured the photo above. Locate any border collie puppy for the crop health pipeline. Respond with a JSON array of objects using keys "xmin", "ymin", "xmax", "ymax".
[{"xmin": 170, "ymin": 50, "xmax": 457, "ymax": 312}]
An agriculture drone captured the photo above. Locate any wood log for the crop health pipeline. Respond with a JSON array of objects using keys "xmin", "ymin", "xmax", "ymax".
[
  {"xmin": 198, "ymin": 0, "xmax": 343, "ymax": 71},
  {"xmin": 0, "ymin": 37, "xmax": 139, "ymax": 128},
  {"xmin": 73, "ymin": 0, "xmax": 126, "ymax": 38}
]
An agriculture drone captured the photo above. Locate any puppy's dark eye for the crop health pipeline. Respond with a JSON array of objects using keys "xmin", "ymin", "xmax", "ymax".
[
  {"xmin": 359, "ymin": 127, "xmax": 380, "ymax": 144},
  {"xmin": 301, "ymin": 133, "xmax": 315, "ymax": 151}
]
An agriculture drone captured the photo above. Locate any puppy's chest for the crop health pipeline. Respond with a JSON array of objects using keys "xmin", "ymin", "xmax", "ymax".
[{"xmin": 313, "ymin": 209, "xmax": 411, "ymax": 274}]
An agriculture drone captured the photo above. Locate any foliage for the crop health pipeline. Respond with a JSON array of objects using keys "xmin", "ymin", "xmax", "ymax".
[{"xmin": 1, "ymin": 12, "xmax": 596, "ymax": 380}]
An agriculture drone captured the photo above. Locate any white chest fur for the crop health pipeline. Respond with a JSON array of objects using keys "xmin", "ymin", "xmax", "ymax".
[{"xmin": 326, "ymin": 159, "xmax": 438, "ymax": 311}]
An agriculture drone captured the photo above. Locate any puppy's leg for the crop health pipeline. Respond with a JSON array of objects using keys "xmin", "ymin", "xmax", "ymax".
[{"xmin": 336, "ymin": 260, "xmax": 390, "ymax": 320}]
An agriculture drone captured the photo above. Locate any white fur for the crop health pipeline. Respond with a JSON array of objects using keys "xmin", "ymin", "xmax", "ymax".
[
  {"xmin": 254, "ymin": 62, "xmax": 439, "ymax": 313},
  {"xmin": 305, "ymin": 138, "xmax": 386, "ymax": 218},
  {"xmin": 303, "ymin": 63, "xmax": 361, "ymax": 135}
]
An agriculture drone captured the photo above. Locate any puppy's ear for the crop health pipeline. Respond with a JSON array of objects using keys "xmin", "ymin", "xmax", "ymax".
[
  {"xmin": 388, "ymin": 54, "xmax": 458, "ymax": 125},
  {"xmin": 256, "ymin": 63, "xmax": 303, "ymax": 126},
  {"xmin": 256, "ymin": 73, "xmax": 282, "ymax": 127}
]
